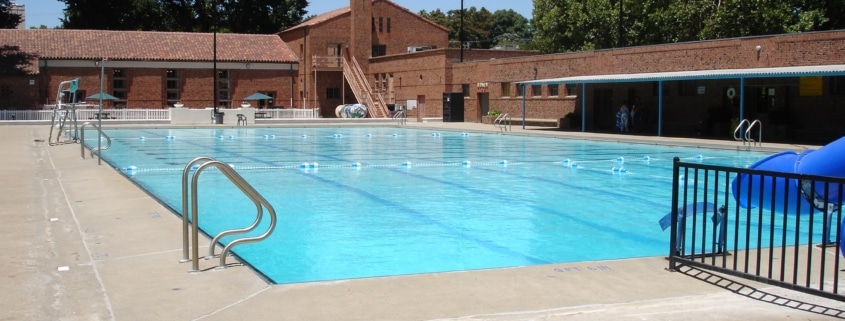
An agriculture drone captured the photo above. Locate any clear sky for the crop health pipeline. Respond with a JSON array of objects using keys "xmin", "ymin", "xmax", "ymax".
[{"xmin": 19, "ymin": 0, "xmax": 533, "ymax": 29}]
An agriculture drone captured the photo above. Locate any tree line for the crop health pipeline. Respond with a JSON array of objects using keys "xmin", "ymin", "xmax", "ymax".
[
  {"xmin": 419, "ymin": 7, "xmax": 533, "ymax": 50},
  {"xmin": 532, "ymin": 0, "xmax": 845, "ymax": 53},
  {"xmin": 5, "ymin": 0, "xmax": 845, "ymax": 54},
  {"xmin": 0, "ymin": 0, "xmax": 33, "ymax": 76},
  {"xmin": 57, "ymin": 0, "xmax": 308, "ymax": 34}
]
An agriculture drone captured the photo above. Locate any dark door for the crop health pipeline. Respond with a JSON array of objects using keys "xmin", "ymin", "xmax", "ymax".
[
  {"xmin": 478, "ymin": 92, "xmax": 489, "ymax": 121},
  {"xmin": 593, "ymin": 89, "xmax": 614, "ymax": 130}
]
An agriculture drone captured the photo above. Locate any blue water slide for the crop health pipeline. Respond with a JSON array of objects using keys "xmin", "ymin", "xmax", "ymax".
[
  {"xmin": 731, "ymin": 137, "xmax": 845, "ymax": 256},
  {"xmin": 731, "ymin": 136, "xmax": 845, "ymax": 214}
]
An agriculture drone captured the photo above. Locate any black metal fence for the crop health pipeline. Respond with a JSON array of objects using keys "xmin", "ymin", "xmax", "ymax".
[{"xmin": 668, "ymin": 157, "xmax": 845, "ymax": 301}]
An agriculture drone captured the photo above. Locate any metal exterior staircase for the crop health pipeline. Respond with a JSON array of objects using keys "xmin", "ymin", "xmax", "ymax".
[{"xmin": 342, "ymin": 54, "xmax": 389, "ymax": 118}]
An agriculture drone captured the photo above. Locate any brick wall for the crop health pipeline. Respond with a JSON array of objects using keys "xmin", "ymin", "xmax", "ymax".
[
  {"xmin": 0, "ymin": 75, "xmax": 40, "ymax": 109},
  {"xmin": 34, "ymin": 66, "xmax": 292, "ymax": 110},
  {"xmin": 280, "ymin": 0, "xmax": 449, "ymax": 116},
  {"xmin": 371, "ymin": 0, "xmax": 448, "ymax": 55},
  {"xmin": 442, "ymin": 31, "xmax": 845, "ymax": 138}
]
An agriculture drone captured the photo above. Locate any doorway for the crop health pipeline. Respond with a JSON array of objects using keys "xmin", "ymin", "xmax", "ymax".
[
  {"xmin": 477, "ymin": 92, "xmax": 489, "ymax": 121},
  {"xmin": 593, "ymin": 89, "xmax": 614, "ymax": 130},
  {"xmin": 416, "ymin": 95, "xmax": 425, "ymax": 122}
]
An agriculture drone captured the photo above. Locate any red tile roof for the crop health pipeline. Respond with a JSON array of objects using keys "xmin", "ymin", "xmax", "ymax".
[{"xmin": 0, "ymin": 29, "xmax": 297, "ymax": 63}]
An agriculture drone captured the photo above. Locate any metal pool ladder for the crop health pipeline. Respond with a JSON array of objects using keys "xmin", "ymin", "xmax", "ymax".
[
  {"xmin": 180, "ymin": 157, "xmax": 278, "ymax": 272},
  {"xmin": 494, "ymin": 113, "xmax": 511, "ymax": 131},
  {"xmin": 733, "ymin": 118, "xmax": 762, "ymax": 147},
  {"xmin": 392, "ymin": 109, "xmax": 407, "ymax": 126},
  {"xmin": 79, "ymin": 122, "xmax": 112, "ymax": 163}
]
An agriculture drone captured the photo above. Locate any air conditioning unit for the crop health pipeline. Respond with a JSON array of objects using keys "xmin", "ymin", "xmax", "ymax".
[{"xmin": 407, "ymin": 46, "xmax": 434, "ymax": 53}]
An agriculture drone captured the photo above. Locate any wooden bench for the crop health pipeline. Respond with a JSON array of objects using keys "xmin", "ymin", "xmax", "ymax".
[{"xmin": 519, "ymin": 118, "xmax": 559, "ymax": 127}]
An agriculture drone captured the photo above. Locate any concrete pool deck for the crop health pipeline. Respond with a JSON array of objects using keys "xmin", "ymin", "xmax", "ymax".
[{"xmin": 3, "ymin": 122, "xmax": 845, "ymax": 320}]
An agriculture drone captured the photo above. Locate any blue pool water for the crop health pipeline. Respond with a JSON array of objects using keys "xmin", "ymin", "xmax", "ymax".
[{"xmin": 90, "ymin": 127, "xmax": 771, "ymax": 284}]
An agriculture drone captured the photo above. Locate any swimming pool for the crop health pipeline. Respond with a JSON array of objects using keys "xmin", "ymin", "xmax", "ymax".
[{"xmin": 90, "ymin": 127, "xmax": 771, "ymax": 284}]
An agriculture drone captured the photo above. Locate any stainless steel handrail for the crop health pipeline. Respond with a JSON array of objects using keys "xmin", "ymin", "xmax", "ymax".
[
  {"xmin": 732, "ymin": 119, "xmax": 762, "ymax": 147},
  {"xmin": 79, "ymin": 122, "xmax": 112, "ymax": 160},
  {"xmin": 494, "ymin": 113, "xmax": 511, "ymax": 131},
  {"xmin": 181, "ymin": 158, "xmax": 277, "ymax": 271},
  {"xmin": 180, "ymin": 157, "xmax": 216, "ymax": 263},
  {"xmin": 744, "ymin": 119, "xmax": 762, "ymax": 146},
  {"xmin": 732, "ymin": 119, "xmax": 750, "ymax": 142},
  {"xmin": 392, "ymin": 109, "xmax": 407, "ymax": 125}
]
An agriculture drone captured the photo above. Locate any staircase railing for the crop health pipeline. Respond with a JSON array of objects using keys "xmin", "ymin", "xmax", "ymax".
[{"xmin": 342, "ymin": 52, "xmax": 389, "ymax": 118}]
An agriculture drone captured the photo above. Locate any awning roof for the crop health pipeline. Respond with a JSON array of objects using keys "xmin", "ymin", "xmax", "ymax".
[{"xmin": 518, "ymin": 64, "xmax": 845, "ymax": 85}]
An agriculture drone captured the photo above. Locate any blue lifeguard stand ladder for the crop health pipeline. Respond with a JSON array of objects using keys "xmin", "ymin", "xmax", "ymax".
[{"xmin": 48, "ymin": 78, "xmax": 81, "ymax": 145}]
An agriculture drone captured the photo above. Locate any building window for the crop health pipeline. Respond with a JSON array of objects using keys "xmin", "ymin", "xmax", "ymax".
[
  {"xmin": 501, "ymin": 82, "xmax": 511, "ymax": 97},
  {"xmin": 831, "ymin": 76, "xmax": 845, "ymax": 95},
  {"xmin": 548, "ymin": 84, "xmax": 559, "ymax": 97},
  {"xmin": 531, "ymin": 84, "xmax": 542, "ymax": 97},
  {"xmin": 387, "ymin": 18, "xmax": 391, "ymax": 33},
  {"xmin": 381, "ymin": 74, "xmax": 387, "ymax": 91},
  {"xmin": 165, "ymin": 69, "xmax": 180, "ymax": 106},
  {"xmin": 327, "ymin": 88, "xmax": 341, "ymax": 99},
  {"xmin": 372, "ymin": 44, "xmax": 387, "ymax": 57},
  {"xmin": 565, "ymin": 84, "xmax": 577, "ymax": 96},
  {"xmin": 217, "ymin": 70, "xmax": 231, "ymax": 108},
  {"xmin": 462, "ymin": 84, "xmax": 470, "ymax": 97},
  {"xmin": 112, "ymin": 69, "xmax": 127, "ymax": 105},
  {"xmin": 379, "ymin": 17, "xmax": 383, "ymax": 32},
  {"xmin": 374, "ymin": 74, "xmax": 380, "ymax": 91},
  {"xmin": 372, "ymin": 17, "xmax": 375, "ymax": 32}
]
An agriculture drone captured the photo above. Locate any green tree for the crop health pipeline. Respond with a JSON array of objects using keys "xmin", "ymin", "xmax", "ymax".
[
  {"xmin": 421, "ymin": 6, "xmax": 517, "ymax": 49},
  {"xmin": 226, "ymin": 0, "xmax": 308, "ymax": 34},
  {"xmin": 532, "ymin": 0, "xmax": 845, "ymax": 54},
  {"xmin": 60, "ymin": 0, "xmax": 308, "ymax": 33},
  {"xmin": 0, "ymin": 0, "xmax": 22, "ymax": 28},
  {"xmin": 419, "ymin": 9, "xmax": 450, "ymax": 33},
  {"xmin": 60, "ymin": 0, "xmax": 144, "ymax": 30},
  {"xmin": 490, "ymin": 9, "xmax": 532, "ymax": 48},
  {"xmin": 462, "ymin": 7, "xmax": 493, "ymax": 49},
  {"xmin": 533, "ymin": 0, "xmax": 617, "ymax": 53}
]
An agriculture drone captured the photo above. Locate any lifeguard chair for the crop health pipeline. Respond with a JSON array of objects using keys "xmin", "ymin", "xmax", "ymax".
[{"xmin": 48, "ymin": 78, "xmax": 82, "ymax": 145}]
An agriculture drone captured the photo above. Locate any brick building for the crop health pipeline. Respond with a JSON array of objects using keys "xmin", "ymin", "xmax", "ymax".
[
  {"xmin": 0, "ymin": 29, "xmax": 297, "ymax": 110},
  {"xmin": 293, "ymin": 1, "xmax": 845, "ymax": 142},
  {"xmin": 2, "ymin": 1, "xmax": 845, "ymax": 142},
  {"xmin": 279, "ymin": 0, "xmax": 538, "ymax": 119},
  {"xmin": 279, "ymin": 0, "xmax": 455, "ymax": 117},
  {"xmin": 450, "ymin": 32, "xmax": 845, "ymax": 141}
]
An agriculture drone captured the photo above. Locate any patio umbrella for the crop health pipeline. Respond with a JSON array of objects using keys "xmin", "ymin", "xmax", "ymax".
[
  {"xmin": 86, "ymin": 92, "xmax": 119, "ymax": 100},
  {"xmin": 243, "ymin": 92, "xmax": 273, "ymax": 100}
]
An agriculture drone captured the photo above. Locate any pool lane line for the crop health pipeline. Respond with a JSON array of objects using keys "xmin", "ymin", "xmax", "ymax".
[{"xmin": 119, "ymin": 129, "xmax": 553, "ymax": 266}]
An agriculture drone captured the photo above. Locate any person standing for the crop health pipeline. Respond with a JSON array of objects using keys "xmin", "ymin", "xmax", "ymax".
[
  {"xmin": 630, "ymin": 97, "xmax": 640, "ymax": 131},
  {"xmin": 617, "ymin": 101, "xmax": 629, "ymax": 133}
]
